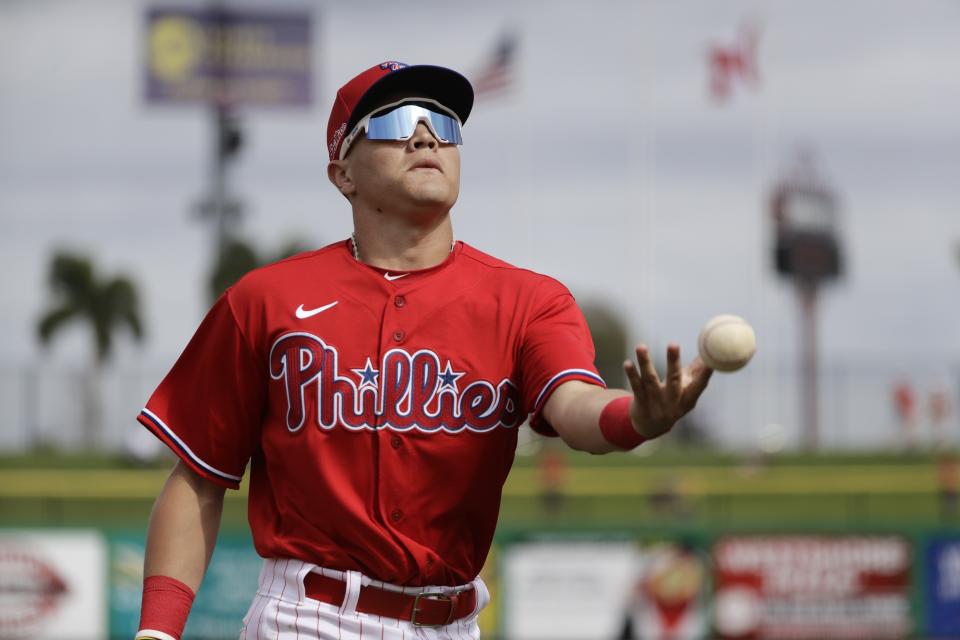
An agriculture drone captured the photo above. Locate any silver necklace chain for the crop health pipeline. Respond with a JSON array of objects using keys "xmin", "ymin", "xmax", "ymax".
[
  {"xmin": 351, "ymin": 232, "xmax": 361, "ymax": 260},
  {"xmin": 350, "ymin": 232, "xmax": 454, "ymax": 263}
]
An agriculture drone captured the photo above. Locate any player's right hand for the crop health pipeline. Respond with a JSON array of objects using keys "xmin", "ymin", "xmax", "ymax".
[{"xmin": 624, "ymin": 343, "xmax": 712, "ymax": 439}]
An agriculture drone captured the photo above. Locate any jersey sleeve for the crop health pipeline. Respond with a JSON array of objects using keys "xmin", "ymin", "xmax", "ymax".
[
  {"xmin": 137, "ymin": 291, "xmax": 267, "ymax": 489},
  {"xmin": 519, "ymin": 282, "xmax": 606, "ymax": 436}
]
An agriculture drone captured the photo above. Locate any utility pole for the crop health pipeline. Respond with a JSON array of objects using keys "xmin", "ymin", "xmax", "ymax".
[
  {"xmin": 145, "ymin": 3, "xmax": 312, "ymax": 263},
  {"xmin": 205, "ymin": 104, "xmax": 244, "ymax": 262},
  {"xmin": 196, "ymin": 2, "xmax": 245, "ymax": 264}
]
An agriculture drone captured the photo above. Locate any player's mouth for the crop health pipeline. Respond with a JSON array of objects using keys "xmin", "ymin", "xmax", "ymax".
[{"xmin": 410, "ymin": 159, "xmax": 442, "ymax": 172}]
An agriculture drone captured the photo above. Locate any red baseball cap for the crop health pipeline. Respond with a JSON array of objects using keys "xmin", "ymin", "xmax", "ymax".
[{"xmin": 327, "ymin": 61, "xmax": 474, "ymax": 161}]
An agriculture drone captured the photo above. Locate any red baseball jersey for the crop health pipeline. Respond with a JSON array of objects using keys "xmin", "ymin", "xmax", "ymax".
[{"xmin": 138, "ymin": 240, "xmax": 604, "ymax": 586}]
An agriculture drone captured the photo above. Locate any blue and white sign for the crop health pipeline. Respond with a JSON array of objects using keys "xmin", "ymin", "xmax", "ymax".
[
  {"xmin": 925, "ymin": 538, "xmax": 960, "ymax": 636},
  {"xmin": 144, "ymin": 6, "xmax": 313, "ymax": 107}
]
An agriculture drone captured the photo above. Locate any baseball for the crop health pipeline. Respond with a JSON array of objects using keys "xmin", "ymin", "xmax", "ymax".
[{"xmin": 697, "ymin": 314, "xmax": 756, "ymax": 372}]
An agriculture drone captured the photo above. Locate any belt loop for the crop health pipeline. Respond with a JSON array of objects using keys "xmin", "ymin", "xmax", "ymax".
[
  {"xmin": 339, "ymin": 570, "xmax": 362, "ymax": 616},
  {"xmin": 294, "ymin": 560, "xmax": 317, "ymax": 604},
  {"xmin": 467, "ymin": 575, "xmax": 490, "ymax": 620}
]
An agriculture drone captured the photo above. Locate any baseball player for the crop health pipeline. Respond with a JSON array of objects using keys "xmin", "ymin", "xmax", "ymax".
[{"xmin": 135, "ymin": 61, "xmax": 712, "ymax": 640}]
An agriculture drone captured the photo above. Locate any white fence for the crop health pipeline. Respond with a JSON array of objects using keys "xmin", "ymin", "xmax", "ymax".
[{"xmin": 0, "ymin": 357, "xmax": 957, "ymax": 453}]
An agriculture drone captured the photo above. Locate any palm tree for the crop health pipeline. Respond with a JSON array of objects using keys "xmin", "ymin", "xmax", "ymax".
[
  {"xmin": 37, "ymin": 251, "xmax": 144, "ymax": 448},
  {"xmin": 581, "ymin": 301, "xmax": 711, "ymax": 447},
  {"xmin": 209, "ymin": 238, "xmax": 260, "ymax": 302},
  {"xmin": 581, "ymin": 302, "xmax": 629, "ymax": 390},
  {"xmin": 208, "ymin": 236, "xmax": 312, "ymax": 302}
]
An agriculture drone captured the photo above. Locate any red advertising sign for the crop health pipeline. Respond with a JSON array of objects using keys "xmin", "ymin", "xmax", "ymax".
[
  {"xmin": 0, "ymin": 531, "xmax": 106, "ymax": 638},
  {"xmin": 713, "ymin": 536, "xmax": 911, "ymax": 639}
]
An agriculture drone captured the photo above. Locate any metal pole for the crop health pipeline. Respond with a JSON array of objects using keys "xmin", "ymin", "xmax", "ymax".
[
  {"xmin": 799, "ymin": 284, "xmax": 819, "ymax": 450},
  {"xmin": 212, "ymin": 103, "xmax": 229, "ymax": 263},
  {"xmin": 23, "ymin": 364, "xmax": 38, "ymax": 450},
  {"xmin": 211, "ymin": 0, "xmax": 228, "ymax": 264}
]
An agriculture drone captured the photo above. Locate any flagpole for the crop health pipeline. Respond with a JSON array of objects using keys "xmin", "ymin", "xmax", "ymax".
[{"xmin": 751, "ymin": 5, "xmax": 771, "ymax": 451}]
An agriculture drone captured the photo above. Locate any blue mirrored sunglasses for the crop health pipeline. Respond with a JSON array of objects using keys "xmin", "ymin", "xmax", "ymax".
[{"xmin": 339, "ymin": 98, "xmax": 463, "ymax": 160}]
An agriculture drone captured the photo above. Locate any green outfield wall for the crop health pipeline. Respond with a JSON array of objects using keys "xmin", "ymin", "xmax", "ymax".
[{"xmin": 2, "ymin": 452, "xmax": 957, "ymax": 637}]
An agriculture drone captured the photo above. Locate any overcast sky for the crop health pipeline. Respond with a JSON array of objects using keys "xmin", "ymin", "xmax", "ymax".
[{"xmin": 2, "ymin": 0, "xmax": 959, "ymax": 448}]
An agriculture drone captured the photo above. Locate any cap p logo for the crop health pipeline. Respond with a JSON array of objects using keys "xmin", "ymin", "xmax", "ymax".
[{"xmin": 379, "ymin": 61, "xmax": 408, "ymax": 72}]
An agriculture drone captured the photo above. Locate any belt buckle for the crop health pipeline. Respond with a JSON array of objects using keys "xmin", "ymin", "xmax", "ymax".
[{"xmin": 411, "ymin": 590, "xmax": 458, "ymax": 628}]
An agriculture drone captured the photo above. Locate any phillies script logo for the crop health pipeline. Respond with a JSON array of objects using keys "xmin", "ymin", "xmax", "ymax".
[{"xmin": 270, "ymin": 332, "xmax": 522, "ymax": 434}]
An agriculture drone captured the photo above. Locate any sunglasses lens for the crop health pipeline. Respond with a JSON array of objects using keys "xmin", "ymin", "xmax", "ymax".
[
  {"xmin": 366, "ymin": 104, "xmax": 462, "ymax": 145},
  {"xmin": 427, "ymin": 111, "xmax": 462, "ymax": 144}
]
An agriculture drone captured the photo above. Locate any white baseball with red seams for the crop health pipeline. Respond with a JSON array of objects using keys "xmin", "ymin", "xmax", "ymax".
[{"xmin": 697, "ymin": 314, "xmax": 757, "ymax": 372}]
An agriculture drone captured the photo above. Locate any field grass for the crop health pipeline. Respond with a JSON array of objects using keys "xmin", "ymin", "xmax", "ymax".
[{"xmin": 1, "ymin": 447, "xmax": 955, "ymax": 532}]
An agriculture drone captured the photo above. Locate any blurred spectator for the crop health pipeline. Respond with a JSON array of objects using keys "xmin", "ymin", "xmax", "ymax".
[
  {"xmin": 929, "ymin": 387, "xmax": 952, "ymax": 449},
  {"xmin": 892, "ymin": 381, "xmax": 917, "ymax": 449},
  {"xmin": 938, "ymin": 452, "xmax": 959, "ymax": 522},
  {"xmin": 648, "ymin": 476, "xmax": 692, "ymax": 521},
  {"xmin": 538, "ymin": 447, "xmax": 568, "ymax": 515}
]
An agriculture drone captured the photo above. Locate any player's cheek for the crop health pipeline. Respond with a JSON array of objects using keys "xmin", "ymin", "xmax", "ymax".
[
  {"xmin": 448, "ymin": 174, "xmax": 461, "ymax": 204},
  {"xmin": 447, "ymin": 150, "xmax": 461, "ymax": 195}
]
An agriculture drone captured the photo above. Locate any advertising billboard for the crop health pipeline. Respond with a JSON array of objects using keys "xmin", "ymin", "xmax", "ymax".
[
  {"xmin": 924, "ymin": 537, "xmax": 960, "ymax": 636},
  {"xmin": 0, "ymin": 530, "xmax": 107, "ymax": 639},
  {"xmin": 713, "ymin": 535, "xmax": 911, "ymax": 639},
  {"xmin": 145, "ymin": 7, "xmax": 313, "ymax": 107},
  {"xmin": 502, "ymin": 539, "xmax": 708, "ymax": 639}
]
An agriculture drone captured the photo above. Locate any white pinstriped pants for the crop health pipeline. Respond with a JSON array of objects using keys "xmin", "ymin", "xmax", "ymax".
[{"xmin": 239, "ymin": 559, "xmax": 490, "ymax": 640}]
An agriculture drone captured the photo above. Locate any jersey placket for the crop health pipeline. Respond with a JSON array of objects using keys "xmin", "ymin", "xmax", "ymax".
[{"xmin": 378, "ymin": 289, "xmax": 410, "ymax": 530}]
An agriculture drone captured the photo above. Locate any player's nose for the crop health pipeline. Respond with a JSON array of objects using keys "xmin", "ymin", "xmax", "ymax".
[{"xmin": 409, "ymin": 121, "xmax": 438, "ymax": 150}]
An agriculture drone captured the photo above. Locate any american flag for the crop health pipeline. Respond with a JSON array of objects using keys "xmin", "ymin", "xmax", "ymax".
[{"xmin": 471, "ymin": 31, "xmax": 519, "ymax": 100}]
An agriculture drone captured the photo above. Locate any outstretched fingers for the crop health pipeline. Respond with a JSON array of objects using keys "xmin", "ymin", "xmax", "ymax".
[
  {"xmin": 635, "ymin": 345, "xmax": 662, "ymax": 387},
  {"xmin": 665, "ymin": 343, "xmax": 682, "ymax": 405},
  {"xmin": 681, "ymin": 356, "xmax": 713, "ymax": 410},
  {"xmin": 624, "ymin": 357, "xmax": 644, "ymax": 398},
  {"xmin": 624, "ymin": 344, "xmax": 713, "ymax": 439},
  {"xmin": 625, "ymin": 345, "xmax": 659, "ymax": 397}
]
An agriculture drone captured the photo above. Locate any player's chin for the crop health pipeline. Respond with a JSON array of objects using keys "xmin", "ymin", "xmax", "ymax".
[
  {"xmin": 409, "ymin": 193, "xmax": 458, "ymax": 213},
  {"xmin": 405, "ymin": 181, "xmax": 458, "ymax": 209}
]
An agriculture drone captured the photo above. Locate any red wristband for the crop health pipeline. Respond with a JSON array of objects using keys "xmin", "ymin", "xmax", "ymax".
[
  {"xmin": 599, "ymin": 396, "xmax": 646, "ymax": 450},
  {"xmin": 138, "ymin": 575, "xmax": 196, "ymax": 640}
]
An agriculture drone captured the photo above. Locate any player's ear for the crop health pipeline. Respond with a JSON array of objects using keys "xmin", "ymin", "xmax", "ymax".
[{"xmin": 327, "ymin": 160, "xmax": 356, "ymax": 200}]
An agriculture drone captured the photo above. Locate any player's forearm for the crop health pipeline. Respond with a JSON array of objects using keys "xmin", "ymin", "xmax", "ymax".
[
  {"xmin": 542, "ymin": 382, "xmax": 635, "ymax": 454},
  {"xmin": 143, "ymin": 460, "xmax": 226, "ymax": 591}
]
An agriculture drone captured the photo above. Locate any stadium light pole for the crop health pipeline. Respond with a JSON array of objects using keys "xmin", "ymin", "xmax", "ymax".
[
  {"xmin": 771, "ymin": 154, "xmax": 843, "ymax": 450},
  {"xmin": 797, "ymin": 282, "xmax": 819, "ymax": 450}
]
